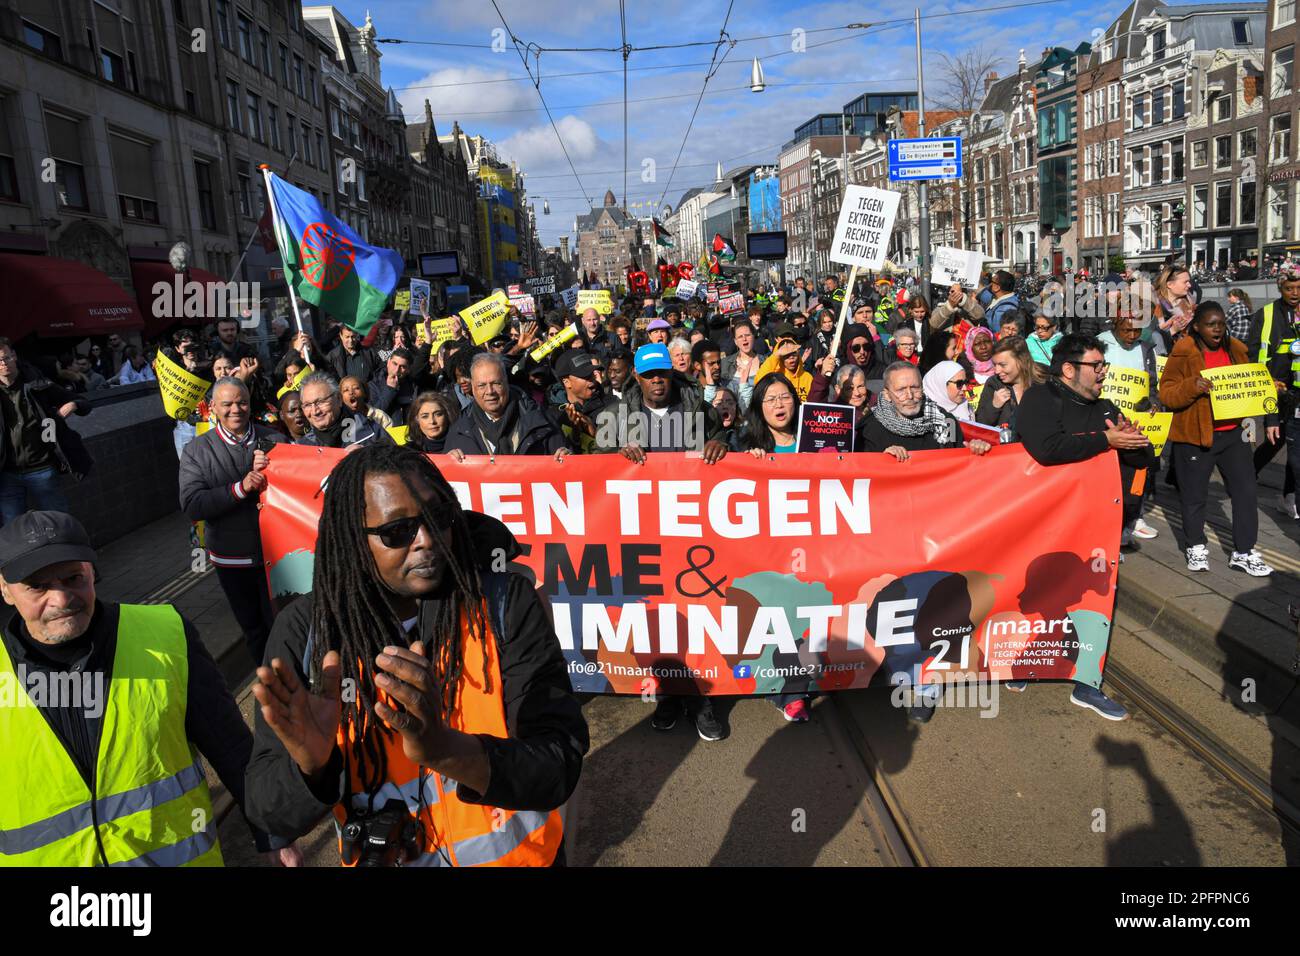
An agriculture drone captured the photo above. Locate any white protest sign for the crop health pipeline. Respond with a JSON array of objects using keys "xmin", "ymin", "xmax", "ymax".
[
  {"xmin": 930, "ymin": 247, "xmax": 984, "ymax": 288},
  {"xmin": 559, "ymin": 284, "xmax": 579, "ymax": 308},
  {"xmin": 407, "ymin": 278, "xmax": 431, "ymax": 316},
  {"xmin": 676, "ymin": 278, "xmax": 699, "ymax": 300},
  {"xmin": 829, "ymin": 186, "xmax": 901, "ymax": 270}
]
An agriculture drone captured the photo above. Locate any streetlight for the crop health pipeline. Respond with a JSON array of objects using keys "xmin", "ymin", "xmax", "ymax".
[{"xmin": 750, "ymin": 58, "xmax": 766, "ymax": 93}]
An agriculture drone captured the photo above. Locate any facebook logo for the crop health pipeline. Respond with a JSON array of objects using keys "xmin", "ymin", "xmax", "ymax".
[{"xmin": 733, "ymin": 664, "xmax": 751, "ymax": 679}]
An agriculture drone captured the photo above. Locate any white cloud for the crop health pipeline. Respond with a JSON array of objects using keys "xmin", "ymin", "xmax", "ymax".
[
  {"xmin": 394, "ymin": 66, "xmax": 537, "ymax": 124},
  {"xmin": 498, "ymin": 114, "xmax": 605, "ymax": 173}
]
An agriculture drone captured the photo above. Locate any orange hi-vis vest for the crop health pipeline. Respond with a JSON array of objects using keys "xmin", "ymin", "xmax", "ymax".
[{"xmin": 327, "ymin": 574, "xmax": 563, "ymax": 866}]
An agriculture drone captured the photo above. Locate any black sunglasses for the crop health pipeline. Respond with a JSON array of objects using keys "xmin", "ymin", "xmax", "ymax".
[
  {"xmin": 849, "ymin": 342, "xmax": 871, "ymax": 352},
  {"xmin": 364, "ymin": 504, "xmax": 457, "ymax": 548}
]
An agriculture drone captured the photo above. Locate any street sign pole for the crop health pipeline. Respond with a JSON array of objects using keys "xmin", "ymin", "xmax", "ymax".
[{"xmin": 916, "ymin": 8, "xmax": 931, "ymax": 304}]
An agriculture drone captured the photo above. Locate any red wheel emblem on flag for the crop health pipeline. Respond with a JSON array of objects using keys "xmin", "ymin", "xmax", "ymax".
[{"xmin": 299, "ymin": 222, "xmax": 354, "ymax": 291}]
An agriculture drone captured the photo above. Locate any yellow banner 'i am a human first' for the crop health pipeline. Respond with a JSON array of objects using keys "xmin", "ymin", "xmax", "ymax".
[{"xmin": 153, "ymin": 350, "xmax": 212, "ymax": 421}]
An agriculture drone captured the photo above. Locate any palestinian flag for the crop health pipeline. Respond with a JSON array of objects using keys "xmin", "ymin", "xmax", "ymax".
[
  {"xmin": 707, "ymin": 254, "xmax": 722, "ymax": 276},
  {"xmin": 266, "ymin": 171, "xmax": 403, "ymax": 335},
  {"xmin": 712, "ymin": 233, "xmax": 736, "ymax": 261},
  {"xmin": 652, "ymin": 218, "xmax": 675, "ymax": 249}
]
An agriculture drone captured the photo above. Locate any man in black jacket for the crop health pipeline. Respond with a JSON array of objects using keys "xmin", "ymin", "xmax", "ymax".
[
  {"xmin": 1016, "ymin": 332, "xmax": 1150, "ymax": 721},
  {"xmin": 1246, "ymin": 269, "xmax": 1300, "ymax": 517},
  {"xmin": 0, "ymin": 337, "xmax": 93, "ymax": 525},
  {"xmin": 245, "ymin": 445, "xmax": 587, "ymax": 865},
  {"xmin": 445, "ymin": 353, "xmax": 567, "ymax": 458},
  {"xmin": 0, "ymin": 510, "xmax": 296, "ymax": 865},
  {"xmin": 179, "ymin": 377, "xmax": 288, "ymax": 665},
  {"xmin": 326, "ymin": 324, "xmax": 379, "ymax": 383},
  {"xmin": 368, "ymin": 348, "xmax": 417, "ymax": 426}
]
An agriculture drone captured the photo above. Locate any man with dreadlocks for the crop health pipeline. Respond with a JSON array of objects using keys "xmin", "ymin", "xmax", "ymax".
[{"xmin": 245, "ymin": 444, "xmax": 587, "ymax": 866}]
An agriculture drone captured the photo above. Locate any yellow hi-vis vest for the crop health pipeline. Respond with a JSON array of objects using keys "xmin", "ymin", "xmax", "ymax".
[
  {"xmin": 0, "ymin": 604, "xmax": 223, "ymax": 867},
  {"xmin": 1258, "ymin": 302, "xmax": 1300, "ymax": 386}
]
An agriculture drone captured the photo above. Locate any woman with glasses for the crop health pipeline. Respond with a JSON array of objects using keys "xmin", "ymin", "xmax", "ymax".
[
  {"xmin": 975, "ymin": 336, "xmax": 1043, "ymax": 439},
  {"xmin": 1159, "ymin": 302, "xmax": 1276, "ymax": 576},
  {"xmin": 743, "ymin": 375, "xmax": 815, "ymax": 723},
  {"xmin": 884, "ymin": 327, "xmax": 921, "ymax": 367},
  {"xmin": 1026, "ymin": 312, "xmax": 1061, "ymax": 367},
  {"xmin": 921, "ymin": 360, "xmax": 973, "ymax": 423}
]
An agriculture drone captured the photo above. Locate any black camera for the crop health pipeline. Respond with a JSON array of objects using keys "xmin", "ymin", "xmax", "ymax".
[{"xmin": 338, "ymin": 799, "xmax": 423, "ymax": 867}]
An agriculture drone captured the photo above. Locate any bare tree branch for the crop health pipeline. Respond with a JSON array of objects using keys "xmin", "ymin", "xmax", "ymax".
[{"xmin": 932, "ymin": 47, "xmax": 1005, "ymax": 115}]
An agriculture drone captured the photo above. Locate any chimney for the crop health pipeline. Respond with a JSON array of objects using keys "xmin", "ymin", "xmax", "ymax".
[{"xmin": 984, "ymin": 71, "xmax": 999, "ymax": 93}]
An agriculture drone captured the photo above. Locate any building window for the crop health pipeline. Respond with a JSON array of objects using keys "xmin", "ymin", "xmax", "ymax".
[
  {"xmin": 247, "ymin": 92, "xmax": 262, "ymax": 143},
  {"xmin": 1214, "ymin": 181, "xmax": 1232, "ymax": 227},
  {"xmin": 1271, "ymin": 114, "xmax": 1293, "ymax": 164},
  {"xmin": 226, "ymin": 80, "xmax": 241, "ymax": 132},
  {"xmin": 259, "ymin": 27, "xmax": 273, "ymax": 75},
  {"xmin": 1240, "ymin": 127, "xmax": 1258, "ymax": 159},
  {"xmin": 0, "ymin": 103, "xmax": 18, "ymax": 202},
  {"xmin": 1268, "ymin": 183, "xmax": 1290, "ymax": 241},
  {"xmin": 101, "ymin": 48, "xmax": 126, "ymax": 89},
  {"xmin": 1172, "ymin": 140, "xmax": 1185, "ymax": 180},
  {"xmin": 1173, "ymin": 83, "xmax": 1185, "ymax": 119},
  {"xmin": 237, "ymin": 171, "xmax": 252, "ymax": 217},
  {"xmin": 1192, "ymin": 139, "xmax": 1208, "ymax": 168},
  {"xmin": 215, "ymin": 0, "xmax": 231, "ymax": 48},
  {"xmin": 1108, "ymin": 83, "xmax": 1120, "ymax": 120},
  {"xmin": 111, "ymin": 134, "xmax": 158, "ymax": 223},
  {"xmin": 279, "ymin": 44, "xmax": 289, "ymax": 87},
  {"xmin": 1107, "ymin": 192, "xmax": 1120, "ymax": 234},
  {"xmin": 195, "ymin": 160, "xmax": 217, "ymax": 230},
  {"xmin": 293, "ymin": 56, "xmax": 305, "ymax": 99},
  {"xmin": 1274, "ymin": 46, "xmax": 1295, "ymax": 99},
  {"xmin": 1233, "ymin": 18, "xmax": 1250, "ymax": 45},
  {"xmin": 1215, "ymin": 134, "xmax": 1233, "ymax": 170},
  {"xmin": 1280, "ymin": 0, "xmax": 1297, "ymax": 28},
  {"xmin": 1240, "ymin": 180, "xmax": 1257, "ymax": 225},
  {"xmin": 237, "ymin": 13, "xmax": 253, "ymax": 63},
  {"xmin": 316, "ymin": 133, "xmax": 325, "ymax": 170},
  {"xmin": 309, "ymin": 66, "xmax": 319, "ymax": 107},
  {"xmin": 285, "ymin": 112, "xmax": 296, "ymax": 157},
  {"xmin": 1108, "ymin": 138, "xmax": 1120, "ymax": 175},
  {"xmin": 46, "ymin": 112, "xmax": 88, "ymax": 211},
  {"xmin": 1153, "ymin": 88, "xmax": 1166, "ymax": 125},
  {"xmin": 268, "ymin": 104, "xmax": 281, "ymax": 150},
  {"xmin": 22, "ymin": 19, "xmax": 64, "ymax": 60}
]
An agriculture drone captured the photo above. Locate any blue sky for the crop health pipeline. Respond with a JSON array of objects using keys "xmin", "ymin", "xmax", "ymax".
[{"xmin": 328, "ymin": 0, "xmax": 1138, "ymax": 248}]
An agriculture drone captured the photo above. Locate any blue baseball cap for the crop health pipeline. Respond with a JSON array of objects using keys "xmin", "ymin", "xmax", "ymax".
[{"xmin": 634, "ymin": 343, "xmax": 672, "ymax": 374}]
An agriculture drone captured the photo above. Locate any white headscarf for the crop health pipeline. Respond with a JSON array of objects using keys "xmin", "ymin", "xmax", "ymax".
[{"xmin": 922, "ymin": 360, "xmax": 972, "ymax": 421}]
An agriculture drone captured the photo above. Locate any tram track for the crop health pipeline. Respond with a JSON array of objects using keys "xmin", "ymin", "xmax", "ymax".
[
  {"xmin": 824, "ymin": 694, "xmax": 930, "ymax": 867},
  {"xmin": 1105, "ymin": 658, "xmax": 1300, "ymax": 839}
]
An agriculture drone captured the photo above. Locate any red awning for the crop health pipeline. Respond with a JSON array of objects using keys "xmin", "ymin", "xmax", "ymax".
[
  {"xmin": 130, "ymin": 261, "xmax": 228, "ymax": 337},
  {"xmin": 0, "ymin": 253, "xmax": 144, "ymax": 341}
]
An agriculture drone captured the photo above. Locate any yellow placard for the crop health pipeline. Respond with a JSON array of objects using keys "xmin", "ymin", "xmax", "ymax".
[
  {"xmin": 276, "ymin": 363, "xmax": 312, "ymax": 399},
  {"xmin": 1131, "ymin": 410, "xmax": 1173, "ymax": 457},
  {"xmin": 1100, "ymin": 365, "xmax": 1151, "ymax": 414},
  {"xmin": 387, "ymin": 425, "xmax": 409, "ymax": 445},
  {"xmin": 462, "ymin": 291, "xmax": 510, "ymax": 345},
  {"xmin": 415, "ymin": 317, "xmax": 460, "ymax": 349},
  {"xmin": 153, "ymin": 350, "xmax": 212, "ymax": 421},
  {"xmin": 1203, "ymin": 363, "xmax": 1278, "ymax": 419},
  {"xmin": 394, "ymin": 290, "xmax": 411, "ymax": 312},
  {"xmin": 577, "ymin": 289, "xmax": 613, "ymax": 315},
  {"xmin": 1155, "ymin": 354, "xmax": 1168, "ymax": 383},
  {"xmin": 530, "ymin": 323, "xmax": 578, "ymax": 362},
  {"xmin": 969, "ymin": 382, "xmax": 985, "ymax": 410}
]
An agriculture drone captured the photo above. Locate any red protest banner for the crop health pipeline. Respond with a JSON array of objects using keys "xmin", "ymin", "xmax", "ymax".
[{"xmin": 260, "ymin": 446, "xmax": 1121, "ymax": 697}]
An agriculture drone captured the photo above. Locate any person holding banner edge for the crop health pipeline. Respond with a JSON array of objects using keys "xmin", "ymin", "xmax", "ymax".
[{"xmin": 1015, "ymin": 333, "xmax": 1152, "ymax": 719}]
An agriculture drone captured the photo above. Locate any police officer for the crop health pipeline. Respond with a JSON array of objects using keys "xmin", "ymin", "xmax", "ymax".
[{"xmin": 1247, "ymin": 268, "xmax": 1300, "ymax": 517}]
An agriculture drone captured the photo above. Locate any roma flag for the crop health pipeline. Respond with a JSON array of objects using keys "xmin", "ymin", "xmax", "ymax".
[{"xmin": 265, "ymin": 170, "xmax": 403, "ymax": 335}]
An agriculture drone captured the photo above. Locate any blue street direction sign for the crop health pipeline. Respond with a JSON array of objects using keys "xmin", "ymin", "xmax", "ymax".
[{"xmin": 887, "ymin": 137, "xmax": 963, "ymax": 181}]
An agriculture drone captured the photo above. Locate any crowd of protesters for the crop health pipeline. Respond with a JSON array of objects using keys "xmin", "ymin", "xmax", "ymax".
[{"xmin": 3, "ymin": 253, "xmax": 1295, "ymax": 740}]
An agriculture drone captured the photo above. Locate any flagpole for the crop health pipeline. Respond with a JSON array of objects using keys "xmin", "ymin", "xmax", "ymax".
[
  {"xmin": 228, "ymin": 150, "xmax": 298, "ymax": 288},
  {"xmin": 258, "ymin": 163, "xmax": 307, "ymax": 337}
]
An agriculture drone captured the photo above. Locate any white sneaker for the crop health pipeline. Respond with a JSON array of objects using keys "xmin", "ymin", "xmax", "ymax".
[
  {"xmin": 1132, "ymin": 517, "xmax": 1158, "ymax": 539},
  {"xmin": 1186, "ymin": 544, "xmax": 1209, "ymax": 572},
  {"xmin": 1280, "ymin": 494, "xmax": 1298, "ymax": 520},
  {"xmin": 1229, "ymin": 550, "xmax": 1273, "ymax": 577}
]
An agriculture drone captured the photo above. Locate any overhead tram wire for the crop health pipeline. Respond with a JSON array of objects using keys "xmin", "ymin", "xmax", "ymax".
[
  {"xmin": 654, "ymin": 0, "xmax": 737, "ymax": 211},
  {"xmin": 621, "ymin": 0, "xmax": 629, "ymax": 213},
  {"xmin": 487, "ymin": 0, "xmax": 594, "ymax": 206}
]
